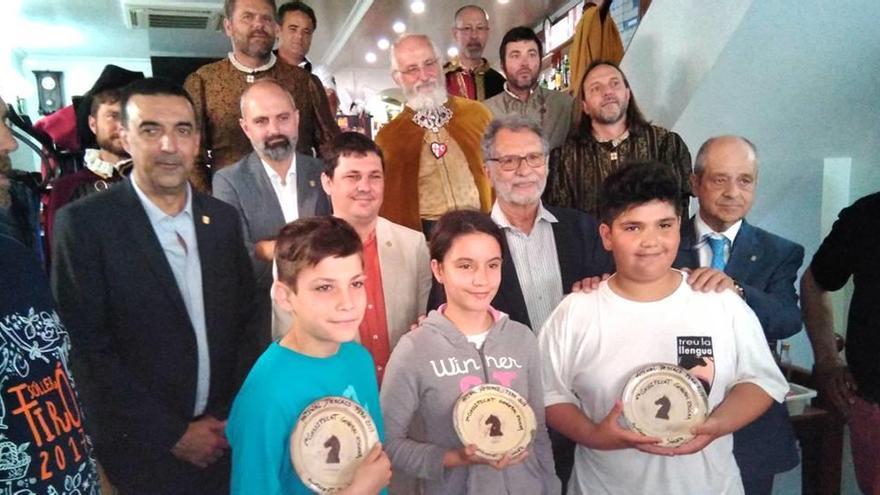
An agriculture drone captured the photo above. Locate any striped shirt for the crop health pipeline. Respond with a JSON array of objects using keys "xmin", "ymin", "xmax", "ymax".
[{"xmin": 491, "ymin": 202, "xmax": 563, "ymax": 333}]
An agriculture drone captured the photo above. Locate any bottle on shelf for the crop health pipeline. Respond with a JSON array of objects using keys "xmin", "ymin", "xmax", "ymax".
[
  {"xmin": 779, "ymin": 342, "xmax": 794, "ymax": 382},
  {"xmin": 562, "ymin": 54, "xmax": 570, "ymax": 89}
]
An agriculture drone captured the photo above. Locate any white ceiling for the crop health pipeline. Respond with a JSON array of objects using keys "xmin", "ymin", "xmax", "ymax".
[{"xmin": 12, "ymin": 0, "xmax": 573, "ymax": 69}]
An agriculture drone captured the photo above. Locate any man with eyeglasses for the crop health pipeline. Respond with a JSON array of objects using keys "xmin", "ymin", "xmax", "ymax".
[
  {"xmin": 443, "ymin": 5, "xmax": 504, "ymax": 101},
  {"xmin": 376, "ymin": 34, "xmax": 493, "ymax": 233},
  {"xmin": 673, "ymin": 135, "xmax": 802, "ymax": 495},
  {"xmin": 448, "ymin": 114, "xmax": 611, "ymax": 491}
]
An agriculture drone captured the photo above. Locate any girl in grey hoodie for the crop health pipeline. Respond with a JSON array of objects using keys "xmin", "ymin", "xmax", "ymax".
[{"xmin": 380, "ymin": 210, "xmax": 560, "ymax": 495}]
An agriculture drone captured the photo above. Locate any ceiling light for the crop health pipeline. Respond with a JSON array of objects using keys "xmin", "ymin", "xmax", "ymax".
[
  {"xmin": 365, "ymin": 52, "xmax": 377, "ymax": 63},
  {"xmin": 447, "ymin": 47, "xmax": 459, "ymax": 58},
  {"xmin": 392, "ymin": 21, "xmax": 406, "ymax": 34},
  {"xmin": 377, "ymin": 38, "xmax": 390, "ymax": 50},
  {"xmin": 497, "ymin": 0, "xmax": 510, "ymax": 3},
  {"xmin": 410, "ymin": 1, "xmax": 426, "ymax": 14}
]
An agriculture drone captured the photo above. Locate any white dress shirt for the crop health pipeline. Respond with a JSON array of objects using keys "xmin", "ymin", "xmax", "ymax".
[
  {"xmin": 261, "ymin": 156, "xmax": 299, "ymax": 223},
  {"xmin": 131, "ymin": 176, "xmax": 210, "ymax": 416},
  {"xmin": 694, "ymin": 213, "xmax": 742, "ymax": 268}
]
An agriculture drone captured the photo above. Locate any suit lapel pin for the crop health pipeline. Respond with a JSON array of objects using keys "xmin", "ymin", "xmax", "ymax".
[
  {"xmin": 750, "ymin": 255, "xmax": 757, "ymax": 262},
  {"xmin": 309, "ymin": 180, "xmax": 316, "ymax": 187},
  {"xmin": 202, "ymin": 215, "xmax": 211, "ymax": 225}
]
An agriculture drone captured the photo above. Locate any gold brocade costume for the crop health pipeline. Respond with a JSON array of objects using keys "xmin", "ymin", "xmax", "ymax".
[{"xmin": 376, "ymin": 96, "xmax": 493, "ymax": 231}]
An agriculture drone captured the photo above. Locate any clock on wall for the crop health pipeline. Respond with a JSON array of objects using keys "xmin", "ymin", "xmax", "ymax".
[{"xmin": 33, "ymin": 70, "xmax": 64, "ymax": 115}]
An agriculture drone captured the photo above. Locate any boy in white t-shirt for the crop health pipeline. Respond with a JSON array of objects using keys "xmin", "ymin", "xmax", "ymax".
[{"xmin": 538, "ymin": 161, "xmax": 788, "ymax": 495}]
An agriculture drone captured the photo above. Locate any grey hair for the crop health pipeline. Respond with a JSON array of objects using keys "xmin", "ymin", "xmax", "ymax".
[
  {"xmin": 693, "ymin": 135, "xmax": 758, "ymax": 176},
  {"xmin": 453, "ymin": 5, "xmax": 489, "ymax": 25},
  {"xmin": 480, "ymin": 114, "xmax": 549, "ymax": 162},
  {"xmin": 390, "ymin": 34, "xmax": 440, "ymax": 73}
]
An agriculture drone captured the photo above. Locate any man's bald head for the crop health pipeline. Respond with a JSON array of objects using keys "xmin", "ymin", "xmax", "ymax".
[
  {"xmin": 239, "ymin": 79, "xmax": 300, "ymax": 162},
  {"xmin": 691, "ymin": 135, "xmax": 759, "ymax": 232},
  {"xmin": 239, "ymin": 79, "xmax": 297, "ymax": 117}
]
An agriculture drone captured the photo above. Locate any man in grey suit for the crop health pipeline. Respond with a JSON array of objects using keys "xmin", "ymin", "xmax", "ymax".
[{"xmin": 213, "ymin": 79, "xmax": 330, "ymax": 345}]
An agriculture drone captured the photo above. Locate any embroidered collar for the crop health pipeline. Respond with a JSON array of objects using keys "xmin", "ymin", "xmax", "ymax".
[
  {"xmin": 444, "ymin": 57, "xmax": 492, "ymax": 75},
  {"xmin": 594, "ymin": 128, "xmax": 630, "ymax": 147},
  {"xmin": 412, "ymin": 105, "xmax": 453, "ymax": 133},
  {"xmin": 502, "ymin": 82, "xmax": 537, "ymax": 102},
  {"xmin": 84, "ymin": 148, "xmax": 124, "ymax": 179},
  {"xmin": 227, "ymin": 52, "xmax": 277, "ymax": 74}
]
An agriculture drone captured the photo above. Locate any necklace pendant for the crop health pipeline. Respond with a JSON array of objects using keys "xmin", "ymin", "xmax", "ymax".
[{"xmin": 246, "ymin": 74, "xmax": 254, "ymax": 83}]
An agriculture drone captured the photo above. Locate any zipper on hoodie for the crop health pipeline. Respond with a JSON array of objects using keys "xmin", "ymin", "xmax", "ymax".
[{"xmin": 474, "ymin": 341, "xmax": 490, "ymax": 383}]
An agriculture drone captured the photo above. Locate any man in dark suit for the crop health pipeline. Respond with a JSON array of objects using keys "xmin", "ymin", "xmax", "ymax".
[
  {"xmin": 213, "ymin": 79, "xmax": 330, "ymax": 342},
  {"xmin": 51, "ymin": 78, "xmax": 257, "ymax": 494},
  {"xmin": 674, "ymin": 135, "xmax": 802, "ymax": 495},
  {"xmin": 434, "ymin": 114, "xmax": 611, "ymax": 491}
]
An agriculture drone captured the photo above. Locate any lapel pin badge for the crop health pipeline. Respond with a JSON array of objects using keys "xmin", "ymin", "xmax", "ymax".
[
  {"xmin": 309, "ymin": 180, "xmax": 316, "ymax": 187},
  {"xmin": 202, "ymin": 215, "xmax": 211, "ymax": 225},
  {"xmin": 750, "ymin": 255, "xmax": 757, "ymax": 262}
]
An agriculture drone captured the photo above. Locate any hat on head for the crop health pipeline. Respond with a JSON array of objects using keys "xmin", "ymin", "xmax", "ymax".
[{"xmin": 75, "ymin": 65, "xmax": 145, "ymax": 150}]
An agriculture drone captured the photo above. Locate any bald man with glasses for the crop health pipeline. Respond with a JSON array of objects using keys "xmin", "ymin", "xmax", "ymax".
[{"xmin": 443, "ymin": 4, "xmax": 504, "ymax": 101}]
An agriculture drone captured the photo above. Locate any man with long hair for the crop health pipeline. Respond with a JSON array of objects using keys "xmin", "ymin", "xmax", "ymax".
[{"xmin": 544, "ymin": 61, "xmax": 692, "ymax": 217}]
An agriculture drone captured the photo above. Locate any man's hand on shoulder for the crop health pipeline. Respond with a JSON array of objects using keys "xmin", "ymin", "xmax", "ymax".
[
  {"xmin": 171, "ymin": 415, "xmax": 229, "ymax": 468},
  {"xmin": 571, "ymin": 273, "xmax": 611, "ymax": 293},
  {"xmin": 683, "ymin": 267, "xmax": 737, "ymax": 295}
]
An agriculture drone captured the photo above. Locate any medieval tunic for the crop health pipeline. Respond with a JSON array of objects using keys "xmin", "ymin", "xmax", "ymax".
[
  {"xmin": 184, "ymin": 54, "xmax": 339, "ymax": 190},
  {"xmin": 483, "ymin": 84, "xmax": 574, "ymax": 152},
  {"xmin": 545, "ymin": 123, "xmax": 693, "ymax": 217},
  {"xmin": 443, "ymin": 58, "xmax": 505, "ymax": 101},
  {"xmin": 569, "ymin": 2, "xmax": 625, "ymax": 107},
  {"xmin": 376, "ymin": 96, "xmax": 493, "ymax": 232}
]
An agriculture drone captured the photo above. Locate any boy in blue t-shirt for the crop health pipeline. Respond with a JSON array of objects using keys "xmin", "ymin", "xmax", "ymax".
[{"xmin": 227, "ymin": 216, "xmax": 391, "ymax": 494}]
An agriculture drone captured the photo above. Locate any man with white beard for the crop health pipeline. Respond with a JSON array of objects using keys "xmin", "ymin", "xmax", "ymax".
[
  {"xmin": 213, "ymin": 79, "xmax": 329, "ymax": 345},
  {"xmin": 376, "ymin": 34, "xmax": 493, "ymax": 234}
]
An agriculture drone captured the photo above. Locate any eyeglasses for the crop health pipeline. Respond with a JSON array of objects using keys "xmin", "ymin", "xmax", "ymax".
[
  {"xmin": 454, "ymin": 26, "xmax": 490, "ymax": 36},
  {"xmin": 396, "ymin": 58, "xmax": 439, "ymax": 77},
  {"xmin": 488, "ymin": 152, "xmax": 546, "ymax": 171}
]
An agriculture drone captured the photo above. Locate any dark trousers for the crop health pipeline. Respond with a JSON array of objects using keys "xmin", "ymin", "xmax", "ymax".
[{"xmin": 549, "ymin": 427, "xmax": 575, "ymax": 494}]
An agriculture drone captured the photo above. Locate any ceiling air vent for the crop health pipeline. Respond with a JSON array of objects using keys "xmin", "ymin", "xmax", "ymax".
[{"xmin": 122, "ymin": 1, "xmax": 223, "ymax": 30}]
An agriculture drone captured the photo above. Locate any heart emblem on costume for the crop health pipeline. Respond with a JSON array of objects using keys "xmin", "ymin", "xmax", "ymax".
[{"xmin": 431, "ymin": 142, "xmax": 448, "ymax": 159}]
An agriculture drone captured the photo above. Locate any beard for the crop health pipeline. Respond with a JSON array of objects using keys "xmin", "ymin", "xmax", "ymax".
[
  {"xmin": 404, "ymin": 80, "xmax": 449, "ymax": 112},
  {"xmin": 462, "ymin": 42, "xmax": 484, "ymax": 60},
  {"xmin": 234, "ymin": 28, "xmax": 274, "ymax": 60},
  {"xmin": 257, "ymin": 134, "xmax": 295, "ymax": 162},
  {"xmin": 494, "ymin": 175, "xmax": 547, "ymax": 207},
  {"xmin": 507, "ymin": 68, "xmax": 539, "ymax": 93},
  {"xmin": 95, "ymin": 132, "xmax": 128, "ymax": 159},
  {"xmin": 592, "ymin": 98, "xmax": 628, "ymax": 125}
]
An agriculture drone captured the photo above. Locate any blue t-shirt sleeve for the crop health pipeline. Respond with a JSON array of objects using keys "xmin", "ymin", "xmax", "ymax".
[{"xmin": 228, "ymin": 376, "xmax": 295, "ymax": 494}]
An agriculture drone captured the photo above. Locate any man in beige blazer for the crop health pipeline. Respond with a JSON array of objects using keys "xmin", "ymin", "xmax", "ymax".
[{"xmin": 319, "ymin": 132, "xmax": 432, "ymax": 382}]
